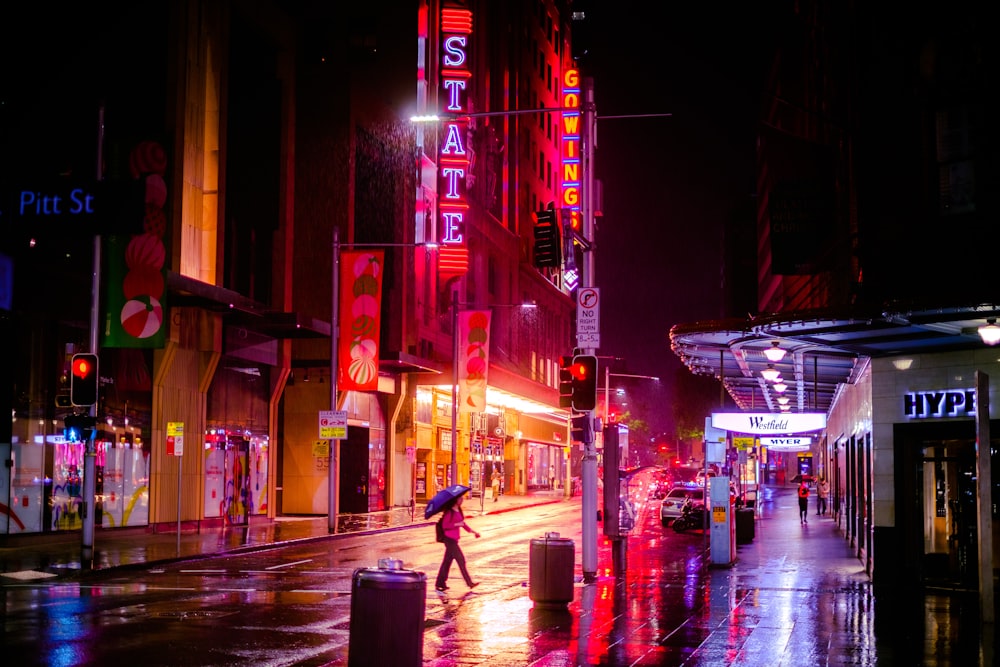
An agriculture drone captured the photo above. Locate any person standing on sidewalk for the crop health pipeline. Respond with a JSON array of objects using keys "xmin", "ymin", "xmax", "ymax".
[
  {"xmin": 435, "ymin": 495, "xmax": 480, "ymax": 592},
  {"xmin": 798, "ymin": 481, "xmax": 810, "ymax": 523},
  {"xmin": 817, "ymin": 477, "xmax": 829, "ymax": 516},
  {"xmin": 491, "ymin": 469, "xmax": 501, "ymax": 502}
]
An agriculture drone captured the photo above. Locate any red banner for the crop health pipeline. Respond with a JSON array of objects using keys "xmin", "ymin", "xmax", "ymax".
[
  {"xmin": 458, "ymin": 310, "xmax": 491, "ymax": 413},
  {"xmin": 338, "ymin": 250, "xmax": 384, "ymax": 392}
]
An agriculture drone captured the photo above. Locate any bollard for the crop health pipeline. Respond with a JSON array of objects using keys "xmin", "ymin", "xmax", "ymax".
[
  {"xmin": 735, "ymin": 508, "xmax": 755, "ymax": 544},
  {"xmin": 529, "ymin": 532, "xmax": 575, "ymax": 608},
  {"xmin": 348, "ymin": 557, "xmax": 426, "ymax": 667}
]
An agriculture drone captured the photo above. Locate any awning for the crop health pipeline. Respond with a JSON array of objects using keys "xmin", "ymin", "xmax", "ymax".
[
  {"xmin": 670, "ymin": 303, "xmax": 1000, "ymax": 417},
  {"xmin": 167, "ymin": 271, "xmax": 329, "ymax": 339}
]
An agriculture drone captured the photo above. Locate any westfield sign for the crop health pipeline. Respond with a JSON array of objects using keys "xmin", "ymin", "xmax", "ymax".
[{"xmin": 711, "ymin": 412, "xmax": 826, "ymax": 435}]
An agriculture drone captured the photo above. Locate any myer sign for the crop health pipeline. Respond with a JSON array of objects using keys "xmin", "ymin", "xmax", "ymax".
[
  {"xmin": 712, "ymin": 412, "xmax": 826, "ymax": 434},
  {"xmin": 760, "ymin": 436, "xmax": 812, "ymax": 452}
]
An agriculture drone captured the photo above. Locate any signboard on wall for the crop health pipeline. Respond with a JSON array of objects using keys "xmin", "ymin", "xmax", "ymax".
[{"xmin": 166, "ymin": 421, "xmax": 184, "ymax": 456}]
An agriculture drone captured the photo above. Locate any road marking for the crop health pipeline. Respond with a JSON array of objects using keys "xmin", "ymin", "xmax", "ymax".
[
  {"xmin": 265, "ymin": 559, "xmax": 313, "ymax": 570},
  {"xmin": 179, "ymin": 569, "xmax": 227, "ymax": 574},
  {"xmin": 289, "ymin": 589, "xmax": 347, "ymax": 594}
]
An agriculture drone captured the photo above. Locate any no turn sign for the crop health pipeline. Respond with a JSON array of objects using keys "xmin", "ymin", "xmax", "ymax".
[{"xmin": 576, "ymin": 287, "xmax": 600, "ymax": 348}]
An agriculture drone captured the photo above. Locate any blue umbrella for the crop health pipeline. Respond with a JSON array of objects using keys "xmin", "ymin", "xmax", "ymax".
[{"xmin": 424, "ymin": 484, "xmax": 471, "ymax": 519}]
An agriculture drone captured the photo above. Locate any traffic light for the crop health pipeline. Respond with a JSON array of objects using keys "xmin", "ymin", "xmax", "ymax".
[
  {"xmin": 70, "ymin": 353, "xmax": 99, "ymax": 406},
  {"xmin": 64, "ymin": 413, "xmax": 97, "ymax": 442},
  {"xmin": 558, "ymin": 355, "xmax": 574, "ymax": 408},
  {"xmin": 570, "ymin": 413, "xmax": 593, "ymax": 444},
  {"xmin": 570, "ymin": 354, "xmax": 598, "ymax": 411},
  {"xmin": 532, "ymin": 209, "xmax": 562, "ymax": 268}
]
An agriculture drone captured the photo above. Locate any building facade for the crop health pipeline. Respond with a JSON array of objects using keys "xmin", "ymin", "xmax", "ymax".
[
  {"xmin": 1, "ymin": 0, "xmax": 582, "ymax": 540},
  {"xmin": 671, "ymin": 0, "xmax": 1000, "ymax": 600}
]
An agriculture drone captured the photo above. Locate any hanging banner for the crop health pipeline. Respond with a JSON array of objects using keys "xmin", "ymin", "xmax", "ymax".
[
  {"xmin": 102, "ymin": 140, "xmax": 169, "ymax": 349},
  {"xmin": 458, "ymin": 309, "xmax": 491, "ymax": 413},
  {"xmin": 102, "ymin": 232, "xmax": 167, "ymax": 348},
  {"xmin": 338, "ymin": 250, "xmax": 384, "ymax": 392}
]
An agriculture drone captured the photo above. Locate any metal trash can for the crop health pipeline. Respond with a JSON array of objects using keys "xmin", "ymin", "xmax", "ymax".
[
  {"xmin": 348, "ymin": 558, "xmax": 426, "ymax": 667},
  {"xmin": 735, "ymin": 508, "xmax": 755, "ymax": 544},
  {"xmin": 529, "ymin": 532, "xmax": 575, "ymax": 608}
]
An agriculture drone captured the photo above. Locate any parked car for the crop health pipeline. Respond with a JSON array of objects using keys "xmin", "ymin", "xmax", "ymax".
[
  {"xmin": 660, "ymin": 487, "xmax": 704, "ymax": 526},
  {"xmin": 694, "ymin": 470, "xmax": 717, "ymax": 486}
]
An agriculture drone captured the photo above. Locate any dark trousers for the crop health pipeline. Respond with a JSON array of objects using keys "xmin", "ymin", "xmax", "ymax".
[
  {"xmin": 436, "ymin": 537, "xmax": 473, "ymax": 588},
  {"xmin": 798, "ymin": 497, "xmax": 808, "ymax": 521},
  {"xmin": 817, "ymin": 496, "xmax": 827, "ymax": 515}
]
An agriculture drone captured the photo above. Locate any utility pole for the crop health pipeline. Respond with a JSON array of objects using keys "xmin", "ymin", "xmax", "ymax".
[{"xmin": 581, "ymin": 76, "xmax": 599, "ymax": 582}]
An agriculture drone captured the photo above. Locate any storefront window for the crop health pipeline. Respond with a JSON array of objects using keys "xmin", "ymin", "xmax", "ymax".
[
  {"xmin": 96, "ymin": 431, "xmax": 150, "ymax": 528},
  {"xmin": 203, "ymin": 428, "xmax": 269, "ymax": 523}
]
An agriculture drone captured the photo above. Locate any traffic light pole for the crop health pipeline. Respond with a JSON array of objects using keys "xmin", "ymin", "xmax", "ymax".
[
  {"xmin": 81, "ymin": 107, "xmax": 105, "ymax": 565},
  {"xmin": 581, "ymin": 77, "xmax": 599, "ymax": 582}
]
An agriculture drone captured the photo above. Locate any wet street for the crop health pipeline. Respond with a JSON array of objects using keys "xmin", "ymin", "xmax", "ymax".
[{"xmin": 2, "ymin": 480, "xmax": 997, "ymax": 665}]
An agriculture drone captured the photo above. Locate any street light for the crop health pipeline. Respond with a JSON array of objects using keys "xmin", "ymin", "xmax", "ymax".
[
  {"xmin": 449, "ymin": 297, "xmax": 537, "ymax": 491},
  {"xmin": 603, "ymin": 368, "xmax": 660, "ymax": 427},
  {"xmin": 601, "ymin": 367, "xmax": 660, "ymax": 575},
  {"xmin": 329, "ymin": 229, "xmax": 437, "ymax": 533},
  {"xmin": 410, "ymin": 78, "xmax": 602, "ymax": 580}
]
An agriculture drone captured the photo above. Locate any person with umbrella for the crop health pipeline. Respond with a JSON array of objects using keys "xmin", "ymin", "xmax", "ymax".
[{"xmin": 426, "ymin": 486, "xmax": 480, "ymax": 592}]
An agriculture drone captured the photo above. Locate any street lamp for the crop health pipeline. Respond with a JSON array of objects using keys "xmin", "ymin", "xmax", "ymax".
[
  {"xmin": 410, "ymin": 78, "xmax": 602, "ymax": 580},
  {"xmin": 328, "ymin": 229, "xmax": 437, "ymax": 533},
  {"xmin": 449, "ymin": 297, "xmax": 537, "ymax": 491},
  {"xmin": 603, "ymin": 368, "xmax": 660, "ymax": 427}
]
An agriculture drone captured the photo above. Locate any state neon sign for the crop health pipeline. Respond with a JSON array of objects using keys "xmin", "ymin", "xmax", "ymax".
[{"xmin": 438, "ymin": 6, "xmax": 472, "ymax": 276}]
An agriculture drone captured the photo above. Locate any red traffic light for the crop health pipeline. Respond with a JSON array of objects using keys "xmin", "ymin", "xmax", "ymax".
[
  {"xmin": 568, "ymin": 361, "xmax": 590, "ymax": 381},
  {"xmin": 72, "ymin": 356, "xmax": 93, "ymax": 379},
  {"xmin": 70, "ymin": 353, "xmax": 99, "ymax": 406},
  {"xmin": 569, "ymin": 354, "xmax": 598, "ymax": 411}
]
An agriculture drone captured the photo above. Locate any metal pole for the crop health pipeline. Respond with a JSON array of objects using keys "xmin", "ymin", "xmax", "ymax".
[
  {"xmin": 328, "ymin": 227, "xmax": 340, "ymax": 533},
  {"xmin": 450, "ymin": 288, "xmax": 459, "ymax": 487},
  {"xmin": 82, "ymin": 104, "xmax": 105, "ymax": 564},
  {"xmin": 581, "ymin": 76, "xmax": 598, "ymax": 582},
  {"xmin": 605, "ymin": 365, "xmax": 611, "ymax": 425}
]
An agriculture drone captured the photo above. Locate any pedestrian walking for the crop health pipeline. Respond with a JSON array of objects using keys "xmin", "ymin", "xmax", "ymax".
[
  {"xmin": 817, "ymin": 477, "xmax": 829, "ymax": 515},
  {"xmin": 435, "ymin": 495, "xmax": 480, "ymax": 592},
  {"xmin": 798, "ymin": 481, "xmax": 810, "ymax": 523},
  {"xmin": 491, "ymin": 469, "xmax": 501, "ymax": 502},
  {"xmin": 549, "ymin": 466, "xmax": 557, "ymax": 490}
]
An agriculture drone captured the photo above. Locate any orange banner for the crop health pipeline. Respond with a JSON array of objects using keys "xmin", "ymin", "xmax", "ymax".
[
  {"xmin": 338, "ymin": 250, "xmax": 384, "ymax": 392},
  {"xmin": 458, "ymin": 310, "xmax": 491, "ymax": 413}
]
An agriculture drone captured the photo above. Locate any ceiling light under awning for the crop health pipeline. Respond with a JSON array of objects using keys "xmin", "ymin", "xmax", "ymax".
[{"xmin": 763, "ymin": 341, "xmax": 786, "ymax": 362}]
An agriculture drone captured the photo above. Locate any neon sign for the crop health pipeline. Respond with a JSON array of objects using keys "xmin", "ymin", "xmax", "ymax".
[
  {"xmin": 903, "ymin": 389, "xmax": 976, "ymax": 418},
  {"xmin": 561, "ymin": 69, "xmax": 581, "ymax": 211},
  {"xmin": 438, "ymin": 7, "xmax": 472, "ymax": 276}
]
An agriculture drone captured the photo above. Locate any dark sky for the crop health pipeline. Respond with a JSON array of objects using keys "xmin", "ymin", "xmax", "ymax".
[{"xmin": 585, "ymin": 3, "xmax": 764, "ymax": 433}]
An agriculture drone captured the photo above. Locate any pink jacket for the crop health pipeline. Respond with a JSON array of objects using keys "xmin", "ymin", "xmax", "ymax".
[{"xmin": 441, "ymin": 507, "xmax": 469, "ymax": 540}]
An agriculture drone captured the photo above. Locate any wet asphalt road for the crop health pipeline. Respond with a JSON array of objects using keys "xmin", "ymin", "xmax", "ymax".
[{"xmin": 2, "ymin": 477, "xmax": 996, "ymax": 665}]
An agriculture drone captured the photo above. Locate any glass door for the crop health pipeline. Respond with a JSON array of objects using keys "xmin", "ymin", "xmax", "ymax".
[{"xmin": 918, "ymin": 438, "xmax": 977, "ymax": 590}]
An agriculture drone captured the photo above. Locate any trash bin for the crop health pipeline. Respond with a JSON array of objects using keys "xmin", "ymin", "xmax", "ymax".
[
  {"xmin": 735, "ymin": 508, "xmax": 755, "ymax": 544},
  {"xmin": 529, "ymin": 532, "xmax": 575, "ymax": 608},
  {"xmin": 348, "ymin": 558, "xmax": 426, "ymax": 667}
]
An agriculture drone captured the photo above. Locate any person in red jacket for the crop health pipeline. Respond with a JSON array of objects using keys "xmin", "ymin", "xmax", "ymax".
[
  {"xmin": 435, "ymin": 495, "xmax": 480, "ymax": 592},
  {"xmin": 798, "ymin": 481, "xmax": 810, "ymax": 524}
]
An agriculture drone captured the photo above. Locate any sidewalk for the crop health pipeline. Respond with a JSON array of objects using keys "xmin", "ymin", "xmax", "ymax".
[{"xmin": 0, "ymin": 489, "xmax": 563, "ymax": 579}]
